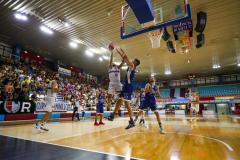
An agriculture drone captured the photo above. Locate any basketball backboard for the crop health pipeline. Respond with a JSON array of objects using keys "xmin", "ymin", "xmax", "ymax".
[{"xmin": 121, "ymin": 0, "xmax": 192, "ymax": 40}]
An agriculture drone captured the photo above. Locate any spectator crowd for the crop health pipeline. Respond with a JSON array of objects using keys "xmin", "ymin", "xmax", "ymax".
[{"xmin": 0, "ymin": 56, "xmax": 105, "ymax": 111}]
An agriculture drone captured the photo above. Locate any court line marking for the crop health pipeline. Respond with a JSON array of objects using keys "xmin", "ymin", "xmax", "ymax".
[
  {"xmin": 0, "ymin": 133, "xmax": 143, "ymax": 160},
  {"xmin": 167, "ymin": 132, "xmax": 234, "ymax": 152},
  {"xmin": 111, "ymin": 131, "xmax": 234, "ymax": 152}
]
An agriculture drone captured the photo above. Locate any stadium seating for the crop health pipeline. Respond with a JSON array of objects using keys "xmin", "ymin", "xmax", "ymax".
[
  {"xmin": 160, "ymin": 89, "xmax": 171, "ymax": 98},
  {"xmin": 199, "ymin": 84, "xmax": 240, "ymax": 96}
]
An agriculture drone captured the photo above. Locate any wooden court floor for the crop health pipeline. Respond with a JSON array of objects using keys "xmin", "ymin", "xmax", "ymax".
[{"xmin": 0, "ymin": 115, "xmax": 240, "ymax": 160}]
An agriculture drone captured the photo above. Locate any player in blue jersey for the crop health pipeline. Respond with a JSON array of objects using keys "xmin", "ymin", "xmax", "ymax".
[
  {"xmin": 134, "ymin": 88, "xmax": 148, "ymax": 128},
  {"xmin": 108, "ymin": 47, "xmax": 140, "ymax": 129},
  {"xmin": 136, "ymin": 77, "xmax": 165, "ymax": 134},
  {"xmin": 94, "ymin": 88, "xmax": 106, "ymax": 126}
]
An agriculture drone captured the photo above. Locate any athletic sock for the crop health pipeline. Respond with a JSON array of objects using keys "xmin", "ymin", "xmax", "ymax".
[
  {"xmin": 134, "ymin": 116, "xmax": 138, "ymax": 122},
  {"xmin": 130, "ymin": 117, "xmax": 134, "ymax": 123},
  {"xmin": 158, "ymin": 122, "xmax": 162, "ymax": 128}
]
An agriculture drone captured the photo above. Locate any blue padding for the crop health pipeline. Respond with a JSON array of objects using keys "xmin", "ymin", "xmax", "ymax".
[
  {"xmin": 126, "ymin": 0, "xmax": 154, "ymax": 24},
  {"xmin": 37, "ymin": 114, "xmax": 44, "ymax": 119},
  {"xmin": 50, "ymin": 114, "xmax": 60, "ymax": 119},
  {"xmin": 148, "ymin": 111, "xmax": 154, "ymax": 115},
  {"xmin": 104, "ymin": 112, "xmax": 111, "ymax": 117},
  {"xmin": 37, "ymin": 113, "xmax": 60, "ymax": 119},
  {"xmin": 84, "ymin": 112, "xmax": 91, "ymax": 117},
  {"xmin": 0, "ymin": 115, "xmax": 4, "ymax": 121}
]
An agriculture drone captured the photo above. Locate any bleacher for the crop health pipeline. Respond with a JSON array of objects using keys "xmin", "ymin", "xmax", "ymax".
[
  {"xmin": 160, "ymin": 89, "xmax": 170, "ymax": 98},
  {"xmin": 199, "ymin": 84, "xmax": 240, "ymax": 97}
]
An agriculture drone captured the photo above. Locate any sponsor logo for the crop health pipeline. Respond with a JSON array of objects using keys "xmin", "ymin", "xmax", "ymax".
[{"xmin": 4, "ymin": 101, "xmax": 21, "ymax": 113}]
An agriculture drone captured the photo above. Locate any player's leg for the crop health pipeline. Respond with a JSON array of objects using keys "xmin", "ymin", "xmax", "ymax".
[
  {"xmin": 150, "ymin": 104, "xmax": 165, "ymax": 134},
  {"xmin": 107, "ymin": 94, "xmax": 112, "ymax": 111},
  {"xmin": 154, "ymin": 110, "xmax": 165, "ymax": 134},
  {"xmin": 124, "ymin": 100, "xmax": 135, "ymax": 129},
  {"xmin": 107, "ymin": 98, "xmax": 122, "ymax": 121},
  {"xmin": 134, "ymin": 109, "xmax": 143, "ymax": 122},
  {"xmin": 189, "ymin": 104, "xmax": 194, "ymax": 122},
  {"xmin": 82, "ymin": 111, "xmax": 85, "ymax": 120},
  {"xmin": 72, "ymin": 107, "xmax": 77, "ymax": 121},
  {"xmin": 99, "ymin": 104, "xmax": 105, "ymax": 125},
  {"xmin": 35, "ymin": 111, "xmax": 51, "ymax": 131},
  {"xmin": 139, "ymin": 111, "xmax": 145, "ymax": 124},
  {"xmin": 95, "ymin": 104, "xmax": 100, "ymax": 126},
  {"xmin": 76, "ymin": 111, "xmax": 80, "ymax": 121},
  {"xmin": 94, "ymin": 113, "xmax": 99, "ymax": 126},
  {"xmin": 99, "ymin": 113, "xmax": 105, "ymax": 125}
]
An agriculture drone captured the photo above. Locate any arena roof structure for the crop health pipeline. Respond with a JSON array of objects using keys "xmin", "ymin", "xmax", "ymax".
[{"xmin": 0, "ymin": 0, "xmax": 240, "ymax": 80}]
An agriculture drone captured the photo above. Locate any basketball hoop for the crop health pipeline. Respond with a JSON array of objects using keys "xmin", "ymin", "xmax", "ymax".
[{"xmin": 147, "ymin": 29, "xmax": 163, "ymax": 48}]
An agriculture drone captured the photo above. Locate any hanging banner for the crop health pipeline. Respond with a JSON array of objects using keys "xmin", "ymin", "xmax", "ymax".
[
  {"xmin": 58, "ymin": 66, "xmax": 71, "ymax": 76},
  {"xmin": 172, "ymin": 19, "xmax": 193, "ymax": 33}
]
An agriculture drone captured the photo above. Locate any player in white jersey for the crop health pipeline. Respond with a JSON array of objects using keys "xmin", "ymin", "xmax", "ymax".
[
  {"xmin": 107, "ymin": 49, "xmax": 124, "ymax": 110},
  {"xmin": 188, "ymin": 89, "xmax": 200, "ymax": 122},
  {"xmin": 35, "ymin": 75, "xmax": 58, "ymax": 132}
]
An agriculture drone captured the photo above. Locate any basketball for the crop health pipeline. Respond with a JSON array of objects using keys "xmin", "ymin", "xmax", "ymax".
[{"xmin": 108, "ymin": 43, "xmax": 115, "ymax": 51}]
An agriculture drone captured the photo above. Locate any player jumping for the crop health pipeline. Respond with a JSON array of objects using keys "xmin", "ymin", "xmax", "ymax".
[
  {"xmin": 108, "ymin": 46, "xmax": 140, "ymax": 129},
  {"xmin": 107, "ymin": 48, "xmax": 124, "ymax": 111}
]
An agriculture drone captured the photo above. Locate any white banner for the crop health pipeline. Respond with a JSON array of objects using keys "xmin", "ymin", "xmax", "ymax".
[
  {"xmin": 58, "ymin": 67, "xmax": 71, "ymax": 76},
  {"xmin": 35, "ymin": 101, "xmax": 72, "ymax": 112}
]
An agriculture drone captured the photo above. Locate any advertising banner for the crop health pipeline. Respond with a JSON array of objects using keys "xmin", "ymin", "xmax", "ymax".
[
  {"xmin": 0, "ymin": 100, "xmax": 35, "ymax": 114},
  {"xmin": 35, "ymin": 101, "xmax": 72, "ymax": 112}
]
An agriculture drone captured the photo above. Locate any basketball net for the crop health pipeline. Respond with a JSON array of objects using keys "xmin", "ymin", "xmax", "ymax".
[{"xmin": 147, "ymin": 29, "xmax": 163, "ymax": 48}]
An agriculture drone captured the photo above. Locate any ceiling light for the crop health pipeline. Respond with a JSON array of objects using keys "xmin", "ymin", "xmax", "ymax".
[
  {"xmin": 165, "ymin": 70, "xmax": 172, "ymax": 75},
  {"xmin": 187, "ymin": 59, "xmax": 190, "ymax": 64},
  {"xmin": 114, "ymin": 62, "xmax": 121, "ymax": 65},
  {"xmin": 69, "ymin": 41, "xmax": 78, "ymax": 49},
  {"xmin": 102, "ymin": 56, "xmax": 110, "ymax": 60},
  {"xmin": 100, "ymin": 47, "xmax": 107, "ymax": 52},
  {"xmin": 89, "ymin": 48, "xmax": 96, "ymax": 52},
  {"xmin": 14, "ymin": 13, "xmax": 28, "ymax": 21},
  {"xmin": 99, "ymin": 57, "xmax": 103, "ymax": 62},
  {"xmin": 237, "ymin": 63, "xmax": 240, "ymax": 67},
  {"xmin": 85, "ymin": 50, "xmax": 93, "ymax": 57},
  {"xmin": 212, "ymin": 64, "xmax": 221, "ymax": 69},
  {"xmin": 40, "ymin": 25, "xmax": 53, "ymax": 35},
  {"xmin": 72, "ymin": 39, "xmax": 84, "ymax": 44},
  {"xmin": 58, "ymin": 17, "xmax": 71, "ymax": 27},
  {"xmin": 64, "ymin": 22, "xmax": 70, "ymax": 27}
]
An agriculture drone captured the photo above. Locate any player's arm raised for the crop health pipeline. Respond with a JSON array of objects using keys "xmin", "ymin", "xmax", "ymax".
[
  {"xmin": 117, "ymin": 59, "xmax": 125, "ymax": 69},
  {"xmin": 116, "ymin": 48, "xmax": 134, "ymax": 69},
  {"xmin": 109, "ymin": 51, "xmax": 113, "ymax": 68}
]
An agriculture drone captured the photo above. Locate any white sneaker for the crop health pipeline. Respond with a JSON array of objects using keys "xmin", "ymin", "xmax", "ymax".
[
  {"xmin": 140, "ymin": 123, "xmax": 148, "ymax": 128},
  {"xmin": 40, "ymin": 122, "xmax": 49, "ymax": 131},
  {"xmin": 160, "ymin": 127, "xmax": 165, "ymax": 134},
  {"xmin": 34, "ymin": 122, "xmax": 42, "ymax": 132}
]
